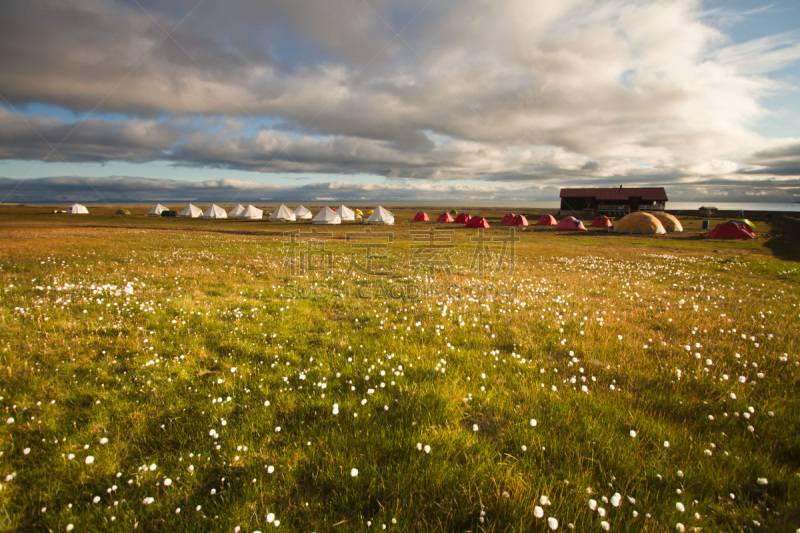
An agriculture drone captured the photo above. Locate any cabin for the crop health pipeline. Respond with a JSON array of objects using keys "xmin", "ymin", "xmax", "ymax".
[{"xmin": 559, "ymin": 187, "xmax": 667, "ymax": 217}]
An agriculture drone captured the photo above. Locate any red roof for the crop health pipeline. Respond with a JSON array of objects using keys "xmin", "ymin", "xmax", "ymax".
[{"xmin": 560, "ymin": 187, "xmax": 668, "ymax": 201}]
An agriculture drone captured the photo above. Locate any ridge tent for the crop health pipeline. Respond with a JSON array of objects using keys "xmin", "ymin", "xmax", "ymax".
[
  {"xmin": 294, "ymin": 205, "xmax": 313, "ymax": 220},
  {"xmin": 228, "ymin": 204, "xmax": 246, "ymax": 218},
  {"xmin": 269, "ymin": 204, "xmax": 296, "ymax": 221},
  {"xmin": 66, "ymin": 203, "xmax": 89, "ymax": 214},
  {"xmin": 613, "ymin": 212, "xmax": 666, "ymax": 234},
  {"xmin": 536, "ymin": 214, "xmax": 557, "ymax": 226},
  {"xmin": 707, "ymin": 221, "xmax": 756, "ymax": 239},
  {"xmin": 437, "ymin": 212, "xmax": 454, "ymax": 223},
  {"xmin": 591, "ymin": 215, "xmax": 613, "ymax": 228},
  {"xmin": 455, "ymin": 213, "xmax": 471, "ymax": 224},
  {"xmin": 312, "ymin": 207, "xmax": 342, "ymax": 225},
  {"xmin": 336, "ymin": 205, "xmax": 356, "ymax": 221},
  {"xmin": 179, "ymin": 204, "xmax": 203, "ymax": 218},
  {"xmin": 365, "ymin": 206, "xmax": 394, "ymax": 225},
  {"xmin": 652, "ymin": 212, "xmax": 683, "ymax": 232},
  {"xmin": 466, "ymin": 216, "xmax": 491, "ymax": 229},
  {"xmin": 240, "ymin": 205, "xmax": 263, "ymax": 220},
  {"xmin": 202, "ymin": 204, "xmax": 228, "ymax": 219},
  {"xmin": 413, "ymin": 212, "xmax": 430, "ymax": 222},
  {"xmin": 556, "ymin": 216, "xmax": 587, "ymax": 231},
  {"xmin": 501, "ymin": 213, "xmax": 516, "ymax": 225},
  {"xmin": 147, "ymin": 203, "xmax": 168, "ymax": 216},
  {"xmin": 510, "ymin": 214, "xmax": 529, "ymax": 227}
]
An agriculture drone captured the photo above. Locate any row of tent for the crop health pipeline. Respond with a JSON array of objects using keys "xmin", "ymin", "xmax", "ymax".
[
  {"xmin": 413, "ymin": 210, "xmax": 756, "ymax": 238},
  {"xmin": 63, "ymin": 203, "xmax": 757, "ymax": 238},
  {"xmin": 144, "ymin": 203, "xmax": 396, "ymax": 225}
]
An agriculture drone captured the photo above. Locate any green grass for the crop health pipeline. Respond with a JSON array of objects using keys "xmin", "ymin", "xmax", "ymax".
[{"xmin": 0, "ymin": 209, "xmax": 799, "ymax": 531}]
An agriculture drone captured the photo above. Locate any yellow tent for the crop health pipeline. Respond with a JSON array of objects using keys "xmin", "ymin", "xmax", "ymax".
[
  {"xmin": 613, "ymin": 212, "xmax": 666, "ymax": 235},
  {"xmin": 367, "ymin": 209, "xmax": 375, "ymax": 215},
  {"xmin": 354, "ymin": 209, "xmax": 363, "ymax": 216},
  {"xmin": 652, "ymin": 212, "xmax": 684, "ymax": 232}
]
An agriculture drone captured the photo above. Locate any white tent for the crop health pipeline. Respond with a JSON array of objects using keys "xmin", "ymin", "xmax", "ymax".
[
  {"xmin": 147, "ymin": 203, "xmax": 168, "ymax": 216},
  {"xmin": 294, "ymin": 205, "xmax": 312, "ymax": 220},
  {"xmin": 202, "ymin": 204, "xmax": 228, "ymax": 219},
  {"xmin": 312, "ymin": 207, "xmax": 341, "ymax": 225},
  {"xmin": 336, "ymin": 205, "xmax": 356, "ymax": 221},
  {"xmin": 66, "ymin": 203, "xmax": 89, "ymax": 214},
  {"xmin": 269, "ymin": 204, "xmax": 296, "ymax": 221},
  {"xmin": 365, "ymin": 206, "xmax": 394, "ymax": 225},
  {"xmin": 178, "ymin": 204, "xmax": 203, "ymax": 218},
  {"xmin": 240, "ymin": 204, "xmax": 264, "ymax": 220},
  {"xmin": 228, "ymin": 204, "xmax": 246, "ymax": 218}
]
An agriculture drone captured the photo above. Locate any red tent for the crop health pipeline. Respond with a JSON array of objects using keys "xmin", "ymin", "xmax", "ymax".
[
  {"xmin": 592, "ymin": 216, "xmax": 613, "ymax": 228},
  {"xmin": 501, "ymin": 213, "xmax": 515, "ymax": 225},
  {"xmin": 436, "ymin": 212, "xmax": 454, "ymax": 223},
  {"xmin": 455, "ymin": 213, "xmax": 471, "ymax": 224},
  {"xmin": 414, "ymin": 212, "xmax": 430, "ymax": 222},
  {"xmin": 509, "ymin": 214, "xmax": 529, "ymax": 227},
  {"xmin": 706, "ymin": 221, "xmax": 756, "ymax": 239},
  {"xmin": 556, "ymin": 216, "xmax": 588, "ymax": 231},
  {"xmin": 537, "ymin": 215, "xmax": 557, "ymax": 226},
  {"xmin": 466, "ymin": 216, "xmax": 491, "ymax": 228}
]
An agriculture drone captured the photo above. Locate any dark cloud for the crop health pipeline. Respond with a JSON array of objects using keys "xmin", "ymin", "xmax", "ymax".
[{"xmin": 1, "ymin": 0, "xmax": 800, "ymax": 191}]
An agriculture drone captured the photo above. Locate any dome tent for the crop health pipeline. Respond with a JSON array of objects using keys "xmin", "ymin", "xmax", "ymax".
[
  {"xmin": 269, "ymin": 204, "xmax": 296, "ymax": 221},
  {"xmin": 336, "ymin": 205, "xmax": 356, "ymax": 221},
  {"xmin": 437, "ymin": 212, "xmax": 454, "ymax": 223},
  {"xmin": 455, "ymin": 213, "xmax": 471, "ymax": 224},
  {"xmin": 294, "ymin": 205, "xmax": 313, "ymax": 220},
  {"xmin": 202, "ymin": 204, "xmax": 228, "ymax": 219},
  {"xmin": 613, "ymin": 212, "xmax": 666, "ymax": 234},
  {"xmin": 240, "ymin": 205, "xmax": 263, "ymax": 220},
  {"xmin": 115, "ymin": 209, "xmax": 131, "ymax": 215},
  {"xmin": 312, "ymin": 207, "xmax": 342, "ymax": 225},
  {"xmin": 591, "ymin": 215, "xmax": 613, "ymax": 228},
  {"xmin": 413, "ymin": 212, "xmax": 430, "ymax": 222},
  {"xmin": 652, "ymin": 212, "xmax": 684, "ymax": 232},
  {"xmin": 556, "ymin": 216, "xmax": 587, "ymax": 231},
  {"xmin": 537, "ymin": 214, "xmax": 557, "ymax": 226},
  {"xmin": 509, "ymin": 214, "xmax": 529, "ymax": 227},
  {"xmin": 450, "ymin": 208, "xmax": 458, "ymax": 215},
  {"xmin": 466, "ymin": 216, "xmax": 491, "ymax": 229},
  {"xmin": 179, "ymin": 204, "xmax": 203, "ymax": 218},
  {"xmin": 501, "ymin": 213, "xmax": 516, "ymax": 225},
  {"xmin": 228, "ymin": 204, "xmax": 246, "ymax": 218},
  {"xmin": 706, "ymin": 221, "xmax": 756, "ymax": 239},
  {"xmin": 66, "ymin": 203, "xmax": 89, "ymax": 214},
  {"xmin": 148, "ymin": 204, "xmax": 168, "ymax": 216},
  {"xmin": 365, "ymin": 206, "xmax": 394, "ymax": 225}
]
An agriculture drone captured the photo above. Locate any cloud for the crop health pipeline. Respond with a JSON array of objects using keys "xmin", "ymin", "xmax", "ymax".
[{"xmin": 0, "ymin": 0, "xmax": 799, "ymax": 189}]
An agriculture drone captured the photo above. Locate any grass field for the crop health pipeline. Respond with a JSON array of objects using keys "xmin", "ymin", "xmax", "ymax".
[{"xmin": 1, "ymin": 205, "xmax": 799, "ymax": 532}]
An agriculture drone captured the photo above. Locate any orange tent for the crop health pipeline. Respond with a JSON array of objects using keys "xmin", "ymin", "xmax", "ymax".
[
  {"xmin": 592, "ymin": 216, "xmax": 613, "ymax": 228},
  {"xmin": 537, "ymin": 215, "xmax": 557, "ymax": 226},
  {"xmin": 509, "ymin": 215, "xmax": 529, "ymax": 226},
  {"xmin": 436, "ymin": 212, "xmax": 454, "ymax": 223},
  {"xmin": 556, "ymin": 216, "xmax": 587, "ymax": 231},
  {"xmin": 707, "ymin": 221, "xmax": 756, "ymax": 239},
  {"xmin": 466, "ymin": 216, "xmax": 491, "ymax": 228},
  {"xmin": 413, "ymin": 212, "xmax": 430, "ymax": 222}
]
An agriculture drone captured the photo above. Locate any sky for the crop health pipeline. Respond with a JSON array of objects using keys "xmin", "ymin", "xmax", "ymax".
[{"xmin": 1, "ymin": 0, "xmax": 800, "ymax": 205}]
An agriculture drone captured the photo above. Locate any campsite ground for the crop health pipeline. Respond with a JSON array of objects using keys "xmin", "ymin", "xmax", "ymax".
[{"xmin": 0, "ymin": 205, "xmax": 799, "ymax": 532}]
